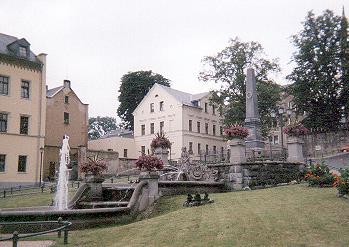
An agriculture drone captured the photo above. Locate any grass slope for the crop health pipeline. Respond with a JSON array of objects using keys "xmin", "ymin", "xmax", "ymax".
[{"xmin": 50, "ymin": 184, "xmax": 349, "ymax": 247}]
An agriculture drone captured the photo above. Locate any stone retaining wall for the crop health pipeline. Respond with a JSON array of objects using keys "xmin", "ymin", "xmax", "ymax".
[{"xmin": 159, "ymin": 181, "xmax": 226, "ymax": 195}]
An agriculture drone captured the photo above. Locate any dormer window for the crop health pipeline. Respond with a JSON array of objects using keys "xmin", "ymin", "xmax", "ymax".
[{"xmin": 19, "ymin": 46, "xmax": 27, "ymax": 57}]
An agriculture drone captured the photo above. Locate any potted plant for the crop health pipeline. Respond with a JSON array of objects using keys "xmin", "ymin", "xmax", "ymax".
[
  {"xmin": 284, "ymin": 123, "xmax": 308, "ymax": 162},
  {"xmin": 283, "ymin": 123, "xmax": 309, "ymax": 139},
  {"xmin": 224, "ymin": 125, "xmax": 248, "ymax": 164},
  {"xmin": 150, "ymin": 132, "xmax": 171, "ymax": 151},
  {"xmin": 150, "ymin": 132, "xmax": 171, "ymax": 164},
  {"xmin": 224, "ymin": 125, "xmax": 249, "ymax": 141},
  {"xmin": 80, "ymin": 154, "xmax": 108, "ymax": 183},
  {"xmin": 135, "ymin": 154, "xmax": 164, "ymax": 173}
]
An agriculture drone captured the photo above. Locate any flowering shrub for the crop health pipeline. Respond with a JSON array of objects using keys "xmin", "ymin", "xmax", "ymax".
[
  {"xmin": 80, "ymin": 155, "xmax": 108, "ymax": 175},
  {"xmin": 304, "ymin": 163, "xmax": 336, "ymax": 187},
  {"xmin": 283, "ymin": 123, "xmax": 309, "ymax": 137},
  {"xmin": 224, "ymin": 125, "xmax": 249, "ymax": 140},
  {"xmin": 150, "ymin": 132, "xmax": 172, "ymax": 149},
  {"xmin": 135, "ymin": 154, "xmax": 164, "ymax": 171},
  {"xmin": 333, "ymin": 168, "xmax": 349, "ymax": 196}
]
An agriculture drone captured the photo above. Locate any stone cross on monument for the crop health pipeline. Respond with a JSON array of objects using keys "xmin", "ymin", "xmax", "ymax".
[{"xmin": 244, "ymin": 68, "xmax": 265, "ymax": 151}]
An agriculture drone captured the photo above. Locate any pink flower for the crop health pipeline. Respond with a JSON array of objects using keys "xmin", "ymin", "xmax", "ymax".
[
  {"xmin": 135, "ymin": 155, "xmax": 164, "ymax": 171},
  {"xmin": 283, "ymin": 123, "xmax": 309, "ymax": 137},
  {"xmin": 224, "ymin": 125, "xmax": 249, "ymax": 140}
]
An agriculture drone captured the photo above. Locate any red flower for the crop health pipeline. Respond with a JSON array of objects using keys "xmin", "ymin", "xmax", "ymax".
[
  {"xmin": 283, "ymin": 123, "xmax": 309, "ymax": 137},
  {"xmin": 224, "ymin": 125, "xmax": 249, "ymax": 140},
  {"xmin": 150, "ymin": 132, "xmax": 171, "ymax": 149},
  {"xmin": 135, "ymin": 154, "xmax": 164, "ymax": 171}
]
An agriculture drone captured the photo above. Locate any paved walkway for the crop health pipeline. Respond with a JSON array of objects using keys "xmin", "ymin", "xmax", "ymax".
[{"xmin": 1, "ymin": 240, "xmax": 54, "ymax": 247}]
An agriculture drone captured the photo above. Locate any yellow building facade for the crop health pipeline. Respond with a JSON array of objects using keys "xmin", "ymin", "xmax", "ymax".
[{"xmin": 0, "ymin": 33, "xmax": 46, "ymax": 186}]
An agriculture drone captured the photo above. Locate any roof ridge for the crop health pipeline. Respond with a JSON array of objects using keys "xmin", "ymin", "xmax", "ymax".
[{"xmin": 0, "ymin": 33, "xmax": 18, "ymax": 39}]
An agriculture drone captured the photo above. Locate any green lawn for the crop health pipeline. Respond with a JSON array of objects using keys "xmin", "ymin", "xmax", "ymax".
[
  {"xmin": 3, "ymin": 184, "xmax": 349, "ymax": 246},
  {"xmin": 0, "ymin": 188, "xmax": 77, "ymax": 208},
  {"xmin": 46, "ymin": 184, "xmax": 349, "ymax": 247}
]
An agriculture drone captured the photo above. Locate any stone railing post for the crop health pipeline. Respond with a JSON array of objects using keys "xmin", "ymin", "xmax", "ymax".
[
  {"xmin": 139, "ymin": 171, "xmax": 160, "ymax": 206},
  {"xmin": 227, "ymin": 138, "xmax": 246, "ymax": 190},
  {"xmin": 154, "ymin": 147, "xmax": 169, "ymax": 166},
  {"xmin": 287, "ymin": 136, "xmax": 304, "ymax": 163}
]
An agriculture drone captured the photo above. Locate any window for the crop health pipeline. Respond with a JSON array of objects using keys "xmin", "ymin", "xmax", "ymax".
[
  {"xmin": 141, "ymin": 124, "xmax": 145, "ymax": 135},
  {"xmin": 150, "ymin": 123, "xmax": 154, "ymax": 134},
  {"xmin": 123, "ymin": 149, "xmax": 128, "ymax": 158},
  {"xmin": 160, "ymin": 101, "xmax": 164, "ymax": 111},
  {"xmin": 160, "ymin": 121, "xmax": 164, "ymax": 133},
  {"xmin": 64, "ymin": 112, "xmax": 69, "ymax": 124},
  {"xmin": 107, "ymin": 149, "xmax": 113, "ymax": 151},
  {"xmin": 197, "ymin": 122, "xmax": 201, "ymax": 133},
  {"xmin": 205, "ymin": 123, "xmax": 209, "ymax": 134},
  {"xmin": 0, "ymin": 154, "xmax": 5, "ymax": 172},
  {"xmin": 141, "ymin": 146, "xmax": 146, "ymax": 154},
  {"xmin": 0, "ymin": 113, "xmax": 8, "ymax": 132},
  {"xmin": 204, "ymin": 103, "xmax": 208, "ymax": 113},
  {"xmin": 213, "ymin": 146, "xmax": 217, "ymax": 154},
  {"xmin": 189, "ymin": 142, "xmax": 193, "ymax": 153},
  {"xmin": 64, "ymin": 96, "xmax": 69, "ymax": 104},
  {"xmin": 0, "ymin": 76, "xmax": 9, "ymax": 95},
  {"xmin": 273, "ymin": 135, "xmax": 279, "ymax": 145},
  {"xmin": 21, "ymin": 80, "xmax": 29, "ymax": 98},
  {"xmin": 18, "ymin": 155, "xmax": 27, "ymax": 172},
  {"xmin": 150, "ymin": 103, "xmax": 154, "ymax": 113},
  {"xmin": 197, "ymin": 143, "xmax": 201, "ymax": 154},
  {"xmin": 20, "ymin": 116, "xmax": 29, "ymax": 135},
  {"xmin": 189, "ymin": 120, "xmax": 192, "ymax": 131},
  {"xmin": 212, "ymin": 105, "xmax": 216, "ymax": 115},
  {"xmin": 19, "ymin": 46, "xmax": 27, "ymax": 57},
  {"xmin": 213, "ymin": 125, "xmax": 216, "ymax": 136},
  {"xmin": 206, "ymin": 144, "xmax": 209, "ymax": 154},
  {"xmin": 221, "ymin": 147, "xmax": 224, "ymax": 156},
  {"xmin": 220, "ymin": 126, "xmax": 223, "ymax": 136}
]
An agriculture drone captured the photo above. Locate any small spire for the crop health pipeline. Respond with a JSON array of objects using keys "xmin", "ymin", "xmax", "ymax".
[{"xmin": 343, "ymin": 6, "xmax": 346, "ymax": 17}]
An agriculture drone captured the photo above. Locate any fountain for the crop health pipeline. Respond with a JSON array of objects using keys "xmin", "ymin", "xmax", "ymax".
[{"xmin": 54, "ymin": 135, "xmax": 71, "ymax": 210}]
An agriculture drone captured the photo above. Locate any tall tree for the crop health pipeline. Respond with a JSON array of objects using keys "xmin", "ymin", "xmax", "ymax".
[
  {"xmin": 117, "ymin": 71, "xmax": 170, "ymax": 130},
  {"xmin": 288, "ymin": 10, "xmax": 348, "ymax": 130},
  {"xmin": 88, "ymin": 116, "xmax": 117, "ymax": 140},
  {"xmin": 199, "ymin": 37, "xmax": 281, "ymax": 137}
]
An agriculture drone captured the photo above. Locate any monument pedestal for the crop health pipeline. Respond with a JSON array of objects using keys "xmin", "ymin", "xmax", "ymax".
[{"xmin": 287, "ymin": 137, "xmax": 304, "ymax": 163}]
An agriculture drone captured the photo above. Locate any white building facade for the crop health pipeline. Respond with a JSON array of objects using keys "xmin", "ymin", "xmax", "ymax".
[{"xmin": 133, "ymin": 84, "xmax": 226, "ymax": 160}]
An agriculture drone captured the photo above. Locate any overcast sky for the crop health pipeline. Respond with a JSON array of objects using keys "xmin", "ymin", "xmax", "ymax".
[{"xmin": 1, "ymin": 0, "xmax": 347, "ymax": 120}]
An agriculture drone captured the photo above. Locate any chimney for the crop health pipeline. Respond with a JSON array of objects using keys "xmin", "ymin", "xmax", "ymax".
[{"xmin": 64, "ymin": 80, "xmax": 71, "ymax": 88}]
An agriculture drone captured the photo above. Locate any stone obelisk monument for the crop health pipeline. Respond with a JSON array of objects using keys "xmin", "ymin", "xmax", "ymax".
[{"xmin": 244, "ymin": 68, "xmax": 265, "ymax": 151}]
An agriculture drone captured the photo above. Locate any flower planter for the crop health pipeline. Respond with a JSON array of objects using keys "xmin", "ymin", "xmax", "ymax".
[
  {"xmin": 229, "ymin": 138, "xmax": 246, "ymax": 164},
  {"xmin": 154, "ymin": 147, "xmax": 169, "ymax": 165},
  {"xmin": 286, "ymin": 136, "xmax": 304, "ymax": 163},
  {"xmin": 84, "ymin": 173, "xmax": 105, "ymax": 201},
  {"xmin": 138, "ymin": 170, "xmax": 160, "ymax": 206},
  {"xmin": 85, "ymin": 173, "xmax": 105, "ymax": 183}
]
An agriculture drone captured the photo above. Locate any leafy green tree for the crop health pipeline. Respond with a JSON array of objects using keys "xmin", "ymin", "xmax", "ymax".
[
  {"xmin": 287, "ymin": 10, "xmax": 348, "ymax": 130},
  {"xmin": 88, "ymin": 116, "xmax": 117, "ymax": 140},
  {"xmin": 117, "ymin": 70, "xmax": 170, "ymax": 130},
  {"xmin": 199, "ymin": 37, "xmax": 281, "ymax": 137}
]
